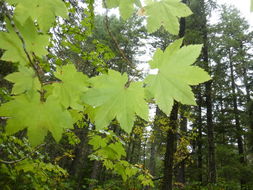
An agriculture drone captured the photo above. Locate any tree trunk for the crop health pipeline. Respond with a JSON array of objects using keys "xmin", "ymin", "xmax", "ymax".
[
  {"xmin": 88, "ymin": 161, "xmax": 102, "ymax": 190},
  {"xmin": 228, "ymin": 50, "xmax": 246, "ymax": 189},
  {"xmin": 200, "ymin": 0, "xmax": 216, "ymax": 183},
  {"xmin": 162, "ymin": 4, "xmax": 186, "ymax": 189},
  {"xmin": 149, "ymin": 107, "xmax": 160, "ymax": 176},
  {"xmin": 197, "ymin": 90, "xmax": 203, "ymax": 183},
  {"xmin": 162, "ymin": 102, "xmax": 179, "ymax": 190},
  {"xmin": 175, "ymin": 107, "xmax": 187, "ymax": 185},
  {"xmin": 70, "ymin": 127, "xmax": 90, "ymax": 190}
]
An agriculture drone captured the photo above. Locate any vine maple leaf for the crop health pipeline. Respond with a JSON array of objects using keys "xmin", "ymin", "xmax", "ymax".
[
  {"xmin": 0, "ymin": 18, "xmax": 49, "ymax": 65},
  {"xmin": 106, "ymin": 0, "xmax": 141, "ymax": 20},
  {"xmin": 0, "ymin": 93, "xmax": 73, "ymax": 146},
  {"xmin": 49, "ymin": 64, "xmax": 89, "ymax": 111},
  {"xmin": 145, "ymin": 39, "xmax": 211, "ymax": 115},
  {"xmin": 144, "ymin": 0, "xmax": 192, "ymax": 34},
  {"xmin": 6, "ymin": 0, "xmax": 68, "ymax": 32},
  {"xmin": 5, "ymin": 66, "xmax": 41, "ymax": 95},
  {"xmin": 82, "ymin": 70, "xmax": 148, "ymax": 133}
]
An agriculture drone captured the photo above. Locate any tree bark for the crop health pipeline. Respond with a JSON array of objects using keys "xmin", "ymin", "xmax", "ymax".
[
  {"xmin": 228, "ymin": 50, "xmax": 246, "ymax": 189},
  {"xmin": 149, "ymin": 107, "xmax": 160, "ymax": 176},
  {"xmin": 197, "ymin": 90, "xmax": 203, "ymax": 183},
  {"xmin": 162, "ymin": 103, "xmax": 179, "ymax": 190},
  {"xmin": 200, "ymin": 0, "xmax": 216, "ymax": 183},
  {"xmin": 162, "ymin": 4, "xmax": 186, "ymax": 189},
  {"xmin": 88, "ymin": 161, "xmax": 102, "ymax": 190},
  {"xmin": 69, "ymin": 127, "xmax": 90, "ymax": 190},
  {"xmin": 175, "ymin": 107, "xmax": 187, "ymax": 185}
]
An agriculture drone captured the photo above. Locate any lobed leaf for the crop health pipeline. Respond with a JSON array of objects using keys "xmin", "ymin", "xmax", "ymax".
[
  {"xmin": 0, "ymin": 93, "xmax": 73, "ymax": 146},
  {"xmin": 49, "ymin": 64, "xmax": 89, "ymax": 111},
  {"xmin": 0, "ymin": 18, "xmax": 49, "ymax": 65},
  {"xmin": 105, "ymin": 0, "xmax": 140, "ymax": 20},
  {"xmin": 5, "ymin": 66, "xmax": 41, "ymax": 95},
  {"xmin": 144, "ymin": 0, "xmax": 192, "ymax": 34},
  {"xmin": 145, "ymin": 39, "xmax": 211, "ymax": 115},
  {"xmin": 6, "ymin": 0, "xmax": 68, "ymax": 32},
  {"xmin": 82, "ymin": 70, "xmax": 149, "ymax": 133}
]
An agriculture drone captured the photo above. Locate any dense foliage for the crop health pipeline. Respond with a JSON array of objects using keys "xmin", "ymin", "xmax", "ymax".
[{"xmin": 0, "ymin": 0, "xmax": 252, "ymax": 189}]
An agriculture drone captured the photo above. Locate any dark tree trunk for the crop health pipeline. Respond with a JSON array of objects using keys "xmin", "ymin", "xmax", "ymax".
[
  {"xmin": 162, "ymin": 4, "xmax": 186, "ymax": 189},
  {"xmin": 197, "ymin": 90, "xmax": 203, "ymax": 183},
  {"xmin": 205, "ymin": 79, "xmax": 216, "ymax": 184},
  {"xmin": 143, "ymin": 135, "xmax": 148, "ymax": 168},
  {"xmin": 149, "ymin": 107, "xmax": 160, "ymax": 176},
  {"xmin": 175, "ymin": 107, "xmax": 187, "ymax": 184},
  {"xmin": 242, "ymin": 67, "xmax": 251, "ymax": 103},
  {"xmin": 149, "ymin": 135, "xmax": 157, "ymax": 176},
  {"xmin": 228, "ymin": 50, "xmax": 246, "ymax": 189},
  {"xmin": 88, "ymin": 161, "xmax": 102, "ymax": 190},
  {"xmin": 69, "ymin": 127, "xmax": 90, "ymax": 190},
  {"xmin": 200, "ymin": 0, "xmax": 216, "ymax": 183},
  {"xmin": 126, "ymin": 133, "xmax": 134, "ymax": 162},
  {"xmin": 162, "ymin": 103, "xmax": 179, "ymax": 190}
]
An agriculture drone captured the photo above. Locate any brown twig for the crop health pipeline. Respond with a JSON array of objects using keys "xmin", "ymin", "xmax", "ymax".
[
  {"xmin": 43, "ymin": 81, "xmax": 62, "ymax": 85},
  {"xmin": 2, "ymin": 3, "xmax": 46, "ymax": 100},
  {"xmin": 0, "ymin": 143, "xmax": 46, "ymax": 164},
  {"xmin": 102, "ymin": 0, "xmax": 139, "ymax": 74}
]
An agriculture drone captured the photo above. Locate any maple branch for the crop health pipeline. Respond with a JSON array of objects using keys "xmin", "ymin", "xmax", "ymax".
[
  {"xmin": 3, "ymin": 4, "xmax": 33, "ymax": 65},
  {"xmin": 0, "ymin": 143, "xmax": 45, "ymax": 164},
  {"xmin": 102, "ymin": 0, "xmax": 139, "ymax": 74},
  {"xmin": 3, "ymin": 3, "xmax": 46, "ymax": 101},
  {"xmin": 43, "ymin": 81, "xmax": 62, "ymax": 85}
]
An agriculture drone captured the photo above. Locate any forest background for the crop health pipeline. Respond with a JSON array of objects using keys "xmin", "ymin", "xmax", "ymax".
[{"xmin": 0, "ymin": 0, "xmax": 253, "ymax": 190}]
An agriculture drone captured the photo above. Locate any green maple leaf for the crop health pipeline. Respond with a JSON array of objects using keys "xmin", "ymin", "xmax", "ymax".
[
  {"xmin": 108, "ymin": 142, "xmax": 126, "ymax": 158},
  {"xmin": 0, "ymin": 93, "xmax": 73, "ymax": 146},
  {"xmin": 106, "ymin": 0, "xmax": 140, "ymax": 20},
  {"xmin": 82, "ymin": 70, "xmax": 148, "ymax": 133},
  {"xmin": 6, "ymin": 0, "xmax": 68, "ymax": 32},
  {"xmin": 145, "ymin": 39, "xmax": 211, "ymax": 115},
  {"xmin": 49, "ymin": 64, "xmax": 89, "ymax": 110},
  {"xmin": 0, "ymin": 18, "xmax": 49, "ymax": 65},
  {"xmin": 89, "ymin": 135, "xmax": 108, "ymax": 150},
  {"xmin": 0, "ymin": 20, "xmax": 27, "ymax": 65},
  {"xmin": 144, "ymin": 0, "xmax": 192, "ymax": 34},
  {"xmin": 5, "ymin": 66, "xmax": 41, "ymax": 95}
]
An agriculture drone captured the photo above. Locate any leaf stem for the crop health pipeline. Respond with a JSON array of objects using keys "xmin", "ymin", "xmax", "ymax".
[{"xmin": 2, "ymin": 3, "xmax": 46, "ymax": 101}]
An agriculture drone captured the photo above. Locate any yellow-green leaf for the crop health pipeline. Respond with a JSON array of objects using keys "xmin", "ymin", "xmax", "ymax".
[
  {"xmin": 5, "ymin": 66, "xmax": 41, "ymax": 95},
  {"xmin": 145, "ymin": 40, "xmax": 210, "ymax": 115},
  {"xmin": 144, "ymin": 0, "xmax": 192, "ymax": 34},
  {"xmin": 82, "ymin": 70, "xmax": 148, "ymax": 133},
  {"xmin": 0, "ymin": 93, "xmax": 73, "ymax": 146}
]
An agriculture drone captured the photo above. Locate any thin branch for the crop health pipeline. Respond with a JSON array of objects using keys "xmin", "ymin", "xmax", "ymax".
[
  {"xmin": 2, "ymin": 3, "xmax": 46, "ymax": 100},
  {"xmin": 3, "ymin": 4, "xmax": 33, "ymax": 65},
  {"xmin": 0, "ymin": 143, "xmax": 45, "ymax": 164},
  {"xmin": 102, "ymin": 0, "xmax": 138, "ymax": 74},
  {"xmin": 43, "ymin": 81, "xmax": 62, "ymax": 85},
  {"xmin": 173, "ymin": 152, "xmax": 193, "ymax": 169},
  {"xmin": 152, "ymin": 152, "xmax": 194, "ymax": 181}
]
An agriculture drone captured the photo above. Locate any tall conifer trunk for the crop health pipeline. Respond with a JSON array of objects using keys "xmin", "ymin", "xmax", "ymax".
[
  {"xmin": 199, "ymin": 0, "xmax": 216, "ymax": 184},
  {"xmin": 162, "ymin": 4, "xmax": 186, "ymax": 188},
  {"xmin": 228, "ymin": 50, "xmax": 246, "ymax": 189},
  {"xmin": 149, "ymin": 107, "xmax": 160, "ymax": 176},
  {"xmin": 162, "ymin": 103, "xmax": 178, "ymax": 190},
  {"xmin": 197, "ymin": 90, "xmax": 203, "ymax": 183},
  {"xmin": 175, "ymin": 107, "xmax": 187, "ymax": 184}
]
